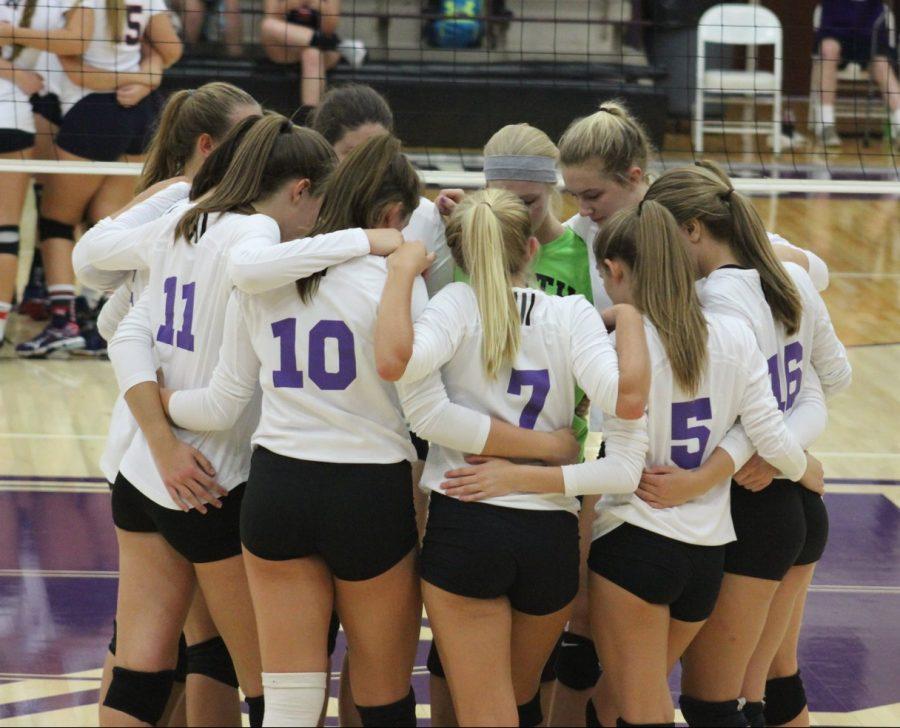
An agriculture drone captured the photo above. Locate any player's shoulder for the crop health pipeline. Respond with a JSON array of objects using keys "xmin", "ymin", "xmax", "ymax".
[{"xmin": 704, "ymin": 311, "xmax": 758, "ymax": 363}]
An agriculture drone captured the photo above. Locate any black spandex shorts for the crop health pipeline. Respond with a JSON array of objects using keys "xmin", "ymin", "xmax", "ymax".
[
  {"xmin": 725, "ymin": 479, "xmax": 828, "ymax": 581},
  {"xmin": 588, "ymin": 522, "xmax": 725, "ymax": 622},
  {"xmin": 816, "ymin": 29, "xmax": 892, "ymax": 68},
  {"xmin": 56, "ymin": 91, "xmax": 161, "ymax": 161},
  {"xmin": 31, "ymin": 92, "xmax": 62, "ymax": 127},
  {"xmin": 421, "ymin": 492, "xmax": 579, "ymax": 616},
  {"xmin": 240, "ymin": 447, "xmax": 417, "ymax": 582},
  {"xmin": 0, "ymin": 129, "xmax": 35, "ymax": 154},
  {"xmin": 111, "ymin": 472, "xmax": 245, "ymax": 564}
]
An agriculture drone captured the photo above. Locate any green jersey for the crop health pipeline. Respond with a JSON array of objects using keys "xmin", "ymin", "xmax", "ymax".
[{"xmin": 454, "ymin": 227, "xmax": 594, "ymax": 457}]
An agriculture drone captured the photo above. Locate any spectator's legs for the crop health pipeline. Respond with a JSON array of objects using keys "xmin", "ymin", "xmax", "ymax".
[
  {"xmin": 260, "ymin": 17, "xmax": 313, "ymax": 64},
  {"xmin": 174, "ymin": 0, "xmax": 207, "ymax": 45},
  {"xmin": 816, "ymin": 38, "xmax": 841, "ymax": 125},
  {"xmin": 869, "ymin": 54, "xmax": 900, "ymax": 142},
  {"xmin": 221, "ymin": 0, "xmax": 243, "ymax": 57}
]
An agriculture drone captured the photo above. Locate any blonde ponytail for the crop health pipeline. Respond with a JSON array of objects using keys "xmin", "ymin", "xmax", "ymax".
[
  {"xmin": 446, "ymin": 188, "xmax": 532, "ymax": 378},
  {"xmin": 644, "ymin": 161, "xmax": 802, "ymax": 335},
  {"xmin": 596, "ymin": 201, "xmax": 708, "ymax": 395}
]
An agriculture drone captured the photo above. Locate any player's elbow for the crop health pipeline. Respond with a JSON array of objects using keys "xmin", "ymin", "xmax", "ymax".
[
  {"xmin": 377, "ymin": 356, "xmax": 407, "ymax": 382},
  {"xmin": 615, "ymin": 394, "xmax": 645, "ymax": 421}
]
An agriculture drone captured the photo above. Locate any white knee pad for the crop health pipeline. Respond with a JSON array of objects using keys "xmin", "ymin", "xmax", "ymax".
[{"xmin": 261, "ymin": 672, "xmax": 327, "ymax": 727}]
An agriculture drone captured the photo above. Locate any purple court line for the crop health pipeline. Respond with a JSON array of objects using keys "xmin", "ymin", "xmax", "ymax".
[{"xmin": 2, "ymin": 474, "xmax": 900, "ymax": 486}]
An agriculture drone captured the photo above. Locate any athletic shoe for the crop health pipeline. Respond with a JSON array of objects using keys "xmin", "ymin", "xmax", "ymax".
[
  {"xmin": 816, "ymin": 124, "xmax": 842, "ymax": 148},
  {"xmin": 18, "ymin": 282, "xmax": 49, "ymax": 321},
  {"xmin": 15, "ymin": 321, "xmax": 85, "ymax": 358},
  {"xmin": 71, "ymin": 322, "xmax": 107, "ymax": 358}
]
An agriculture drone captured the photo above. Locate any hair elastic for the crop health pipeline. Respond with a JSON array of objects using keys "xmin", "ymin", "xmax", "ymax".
[{"xmin": 483, "ymin": 155, "xmax": 558, "ymax": 184}]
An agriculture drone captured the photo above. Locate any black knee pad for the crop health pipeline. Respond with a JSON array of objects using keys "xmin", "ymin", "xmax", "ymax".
[
  {"xmin": 104, "ymin": 666, "xmax": 176, "ymax": 725},
  {"xmin": 245, "ymin": 695, "xmax": 264, "ymax": 727},
  {"xmin": 764, "ymin": 672, "xmax": 807, "ymax": 726},
  {"xmin": 185, "ymin": 636, "xmax": 239, "ymax": 688},
  {"xmin": 586, "ymin": 698, "xmax": 601, "ymax": 727},
  {"xmin": 108, "ymin": 619, "xmax": 117, "ymax": 655},
  {"xmin": 356, "ymin": 687, "xmax": 416, "ymax": 727},
  {"xmin": 38, "ymin": 216, "xmax": 75, "ymax": 242},
  {"xmin": 517, "ymin": 690, "xmax": 542, "ymax": 727},
  {"xmin": 0, "ymin": 226, "xmax": 20, "ymax": 256},
  {"xmin": 742, "ymin": 700, "xmax": 765, "ymax": 727},
  {"xmin": 678, "ymin": 696, "xmax": 749, "ymax": 727},
  {"xmin": 426, "ymin": 641, "xmax": 446, "ymax": 678},
  {"xmin": 555, "ymin": 632, "xmax": 601, "ymax": 691}
]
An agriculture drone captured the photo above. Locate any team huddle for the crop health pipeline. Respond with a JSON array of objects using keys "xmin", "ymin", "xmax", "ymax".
[{"xmin": 59, "ymin": 82, "xmax": 850, "ymax": 728}]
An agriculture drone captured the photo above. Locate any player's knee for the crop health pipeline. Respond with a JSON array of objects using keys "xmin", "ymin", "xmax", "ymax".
[
  {"xmin": 517, "ymin": 690, "xmax": 542, "ymax": 727},
  {"xmin": 820, "ymin": 38, "xmax": 842, "ymax": 61},
  {"xmin": 0, "ymin": 226, "xmax": 20, "ymax": 257},
  {"xmin": 185, "ymin": 635, "xmax": 239, "ymax": 687},
  {"xmin": 103, "ymin": 666, "xmax": 176, "ymax": 725},
  {"xmin": 764, "ymin": 671, "xmax": 807, "ymax": 727},
  {"xmin": 356, "ymin": 687, "xmax": 416, "ymax": 727},
  {"xmin": 555, "ymin": 632, "xmax": 601, "ymax": 691},
  {"xmin": 678, "ymin": 695, "xmax": 748, "ymax": 727},
  {"xmin": 38, "ymin": 216, "xmax": 75, "ymax": 243}
]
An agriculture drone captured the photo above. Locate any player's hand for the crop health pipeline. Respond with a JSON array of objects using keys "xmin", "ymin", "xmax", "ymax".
[
  {"xmin": 152, "ymin": 439, "xmax": 226, "ymax": 514},
  {"xmin": 436, "ymin": 188, "xmax": 465, "ymax": 216},
  {"xmin": 636, "ymin": 465, "xmax": 702, "ymax": 508},
  {"xmin": 798, "ymin": 453, "xmax": 825, "ymax": 495},
  {"xmin": 117, "ymin": 83, "xmax": 151, "ymax": 107},
  {"xmin": 14, "ymin": 70, "xmax": 44, "ymax": 96},
  {"xmin": 539, "ymin": 427, "xmax": 580, "ymax": 466},
  {"xmin": 734, "ymin": 453, "xmax": 778, "ymax": 492},
  {"xmin": 441, "ymin": 457, "xmax": 516, "ymax": 501},
  {"xmin": 387, "ymin": 240, "xmax": 435, "ymax": 276}
]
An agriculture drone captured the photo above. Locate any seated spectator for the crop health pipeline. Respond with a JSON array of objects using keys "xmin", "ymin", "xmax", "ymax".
[
  {"xmin": 261, "ymin": 0, "xmax": 341, "ymax": 117},
  {"xmin": 812, "ymin": 0, "xmax": 900, "ymax": 148},
  {"xmin": 171, "ymin": 0, "xmax": 244, "ymax": 56}
]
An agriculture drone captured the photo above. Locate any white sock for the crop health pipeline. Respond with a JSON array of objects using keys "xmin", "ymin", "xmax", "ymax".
[
  {"xmin": 0, "ymin": 301, "xmax": 11, "ymax": 341},
  {"xmin": 891, "ymin": 107, "xmax": 900, "ymax": 128},
  {"xmin": 821, "ymin": 104, "xmax": 836, "ymax": 125},
  {"xmin": 262, "ymin": 672, "xmax": 326, "ymax": 727}
]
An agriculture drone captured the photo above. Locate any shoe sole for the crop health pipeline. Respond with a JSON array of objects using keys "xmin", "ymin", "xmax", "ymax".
[{"xmin": 16, "ymin": 336, "xmax": 86, "ymax": 359}]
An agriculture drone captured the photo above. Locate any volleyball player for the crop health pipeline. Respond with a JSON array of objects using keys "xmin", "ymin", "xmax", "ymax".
[
  {"xmin": 308, "ymin": 83, "xmax": 452, "ymax": 295},
  {"xmin": 15, "ymin": 0, "xmax": 181, "ymax": 356},
  {"xmin": 0, "ymin": 0, "xmax": 94, "ymax": 343},
  {"xmin": 643, "ymin": 162, "xmax": 851, "ymax": 727},
  {"xmin": 371, "ymin": 187, "xmax": 649, "ymax": 726}
]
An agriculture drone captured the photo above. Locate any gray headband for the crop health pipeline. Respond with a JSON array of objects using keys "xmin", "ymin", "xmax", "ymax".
[{"xmin": 483, "ymin": 155, "xmax": 558, "ymax": 183}]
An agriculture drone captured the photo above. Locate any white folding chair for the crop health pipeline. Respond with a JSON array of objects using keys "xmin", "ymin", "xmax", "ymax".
[{"xmin": 694, "ymin": 3, "xmax": 783, "ymax": 153}]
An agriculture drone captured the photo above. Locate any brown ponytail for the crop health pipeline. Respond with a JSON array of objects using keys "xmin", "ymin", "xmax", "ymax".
[
  {"xmin": 189, "ymin": 114, "xmax": 263, "ymax": 200},
  {"xmin": 297, "ymin": 133, "xmax": 420, "ymax": 302},
  {"xmin": 138, "ymin": 82, "xmax": 259, "ymax": 193},
  {"xmin": 644, "ymin": 161, "xmax": 802, "ymax": 335},
  {"xmin": 596, "ymin": 201, "xmax": 708, "ymax": 395},
  {"xmin": 175, "ymin": 114, "xmax": 336, "ymax": 243}
]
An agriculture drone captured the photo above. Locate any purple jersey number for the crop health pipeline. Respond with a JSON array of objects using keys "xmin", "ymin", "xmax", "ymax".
[
  {"xmin": 671, "ymin": 398, "xmax": 712, "ymax": 469},
  {"xmin": 766, "ymin": 342, "xmax": 804, "ymax": 412},
  {"xmin": 272, "ymin": 318, "xmax": 357, "ymax": 391},
  {"xmin": 507, "ymin": 369, "xmax": 550, "ymax": 429},
  {"xmin": 156, "ymin": 276, "xmax": 195, "ymax": 352}
]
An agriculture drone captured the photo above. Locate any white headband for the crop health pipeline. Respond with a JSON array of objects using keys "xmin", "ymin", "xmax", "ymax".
[{"xmin": 483, "ymin": 155, "xmax": 558, "ymax": 183}]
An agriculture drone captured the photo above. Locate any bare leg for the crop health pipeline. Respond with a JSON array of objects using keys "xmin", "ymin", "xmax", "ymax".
[
  {"xmin": 334, "ymin": 550, "xmax": 420, "ymax": 707},
  {"xmin": 221, "ymin": 0, "xmax": 244, "ymax": 56},
  {"xmin": 423, "ymin": 582, "xmax": 517, "ymax": 726},
  {"xmin": 181, "ymin": 588, "xmax": 242, "ymax": 727},
  {"xmin": 868, "ymin": 55, "xmax": 900, "ymax": 113},
  {"xmin": 99, "ymin": 529, "xmax": 195, "ymax": 727},
  {"xmin": 338, "ymin": 650, "xmax": 362, "ymax": 727},
  {"xmin": 680, "ymin": 573, "xmax": 779, "ymax": 702},
  {"xmin": 511, "ymin": 604, "xmax": 573, "ymax": 708},
  {"xmin": 816, "ymin": 38, "xmax": 842, "ymax": 113},
  {"xmin": 0, "ymin": 155, "xmax": 31, "ymax": 308}
]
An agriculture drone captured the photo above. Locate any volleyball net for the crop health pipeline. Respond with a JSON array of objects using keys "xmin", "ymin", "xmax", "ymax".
[{"xmin": 1, "ymin": 0, "xmax": 899, "ymax": 195}]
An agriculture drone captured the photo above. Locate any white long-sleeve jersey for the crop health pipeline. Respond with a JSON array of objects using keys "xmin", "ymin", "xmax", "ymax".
[
  {"xmin": 108, "ymin": 212, "xmax": 374, "ymax": 509},
  {"xmin": 397, "ymin": 283, "xmax": 648, "ymax": 514},
  {"xmin": 701, "ymin": 264, "xmax": 851, "ymax": 470},
  {"xmin": 595, "ymin": 315, "xmax": 808, "ymax": 546},
  {"xmin": 167, "ymin": 258, "xmax": 492, "ymax": 464},
  {"xmin": 405, "ymin": 197, "xmax": 453, "ymax": 296}
]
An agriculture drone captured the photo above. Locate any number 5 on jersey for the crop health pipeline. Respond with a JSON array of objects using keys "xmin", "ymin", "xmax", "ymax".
[
  {"xmin": 272, "ymin": 318, "xmax": 357, "ymax": 391},
  {"xmin": 671, "ymin": 398, "xmax": 712, "ymax": 469}
]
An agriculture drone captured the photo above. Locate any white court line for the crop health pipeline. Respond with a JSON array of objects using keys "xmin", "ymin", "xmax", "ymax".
[
  {"xmin": 0, "ymin": 484, "xmax": 107, "ymax": 493},
  {"xmin": 0, "ymin": 569, "xmax": 117, "ymax": 579},
  {"xmin": 0, "ymin": 433, "xmax": 106, "ymax": 440}
]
